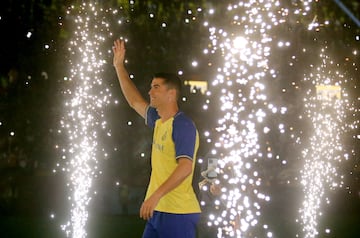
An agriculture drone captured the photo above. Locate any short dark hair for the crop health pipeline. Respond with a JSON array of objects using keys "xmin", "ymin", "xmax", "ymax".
[{"xmin": 153, "ymin": 72, "xmax": 182, "ymax": 99}]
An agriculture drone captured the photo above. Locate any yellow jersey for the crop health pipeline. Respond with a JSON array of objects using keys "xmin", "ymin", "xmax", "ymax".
[{"xmin": 145, "ymin": 106, "xmax": 201, "ymax": 214}]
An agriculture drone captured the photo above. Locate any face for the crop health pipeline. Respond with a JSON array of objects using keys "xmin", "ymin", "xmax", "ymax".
[{"xmin": 148, "ymin": 77, "xmax": 172, "ymax": 108}]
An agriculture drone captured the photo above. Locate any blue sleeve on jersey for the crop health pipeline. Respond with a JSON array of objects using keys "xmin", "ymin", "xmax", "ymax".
[
  {"xmin": 172, "ymin": 113, "xmax": 197, "ymax": 161},
  {"xmin": 146, "ymin": 106, "xmax": 160, "ymax": 128}
]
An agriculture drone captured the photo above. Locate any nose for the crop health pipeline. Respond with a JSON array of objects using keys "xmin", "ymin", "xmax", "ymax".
[{"xmin": 148, "ymin": 87, "xmax": 154, "ymax": 95}]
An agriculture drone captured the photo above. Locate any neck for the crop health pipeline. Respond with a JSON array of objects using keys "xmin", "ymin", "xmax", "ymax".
[{"xmin": 157, "ymin": 104, "xmax": 179, "ymax": 122}]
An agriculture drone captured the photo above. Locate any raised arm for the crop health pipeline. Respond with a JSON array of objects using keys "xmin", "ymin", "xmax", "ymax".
[{"xmin": 112, "ymin": 39, "xmax": 148, "ymax": 118}]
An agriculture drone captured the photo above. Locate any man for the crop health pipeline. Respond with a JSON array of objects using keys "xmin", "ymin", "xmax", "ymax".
[{"xmin": 112, "ymin": 39, "xmax": 201, "ymax": 238}]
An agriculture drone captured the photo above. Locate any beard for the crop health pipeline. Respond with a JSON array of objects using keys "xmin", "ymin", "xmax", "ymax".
[{"xmin": 149, "ymin": 100, "xmax": 157, "ymax": 108}]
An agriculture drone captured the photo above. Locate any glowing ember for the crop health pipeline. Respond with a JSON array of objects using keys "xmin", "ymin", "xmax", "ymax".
[{"xmin": 58, "ymin": 2, "xmax": 113, "ymax": 237}]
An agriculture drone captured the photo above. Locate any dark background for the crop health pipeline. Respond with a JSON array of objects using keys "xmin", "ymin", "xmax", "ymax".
[{"xmin": 0, "ymin": 0, "xmax": 359, "ymax": 237}]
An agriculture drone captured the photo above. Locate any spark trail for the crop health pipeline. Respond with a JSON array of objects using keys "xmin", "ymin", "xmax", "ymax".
[
  {"xmin": 298, "ymin": 48, "xmax": 355, "ymax": 237},
  {"xmin": 200, "ymin": 1, "xmax": 287, "ymax": 237},
  {"xmin": 292, "ymin": 1, "xmax": 359, "ymax": 237},
  {"xmin": 58, "ymin": 2, "xmax": 113, "ymax": 237}
]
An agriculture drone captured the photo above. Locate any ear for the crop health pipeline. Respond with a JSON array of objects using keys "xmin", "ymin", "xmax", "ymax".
[{"xmin": 168, "ymin": 88, "xmax": 177, "ymax": 102}]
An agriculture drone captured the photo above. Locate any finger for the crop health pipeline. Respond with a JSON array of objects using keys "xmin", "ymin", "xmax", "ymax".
[
  {"xmin": 140, "ymin": 203, "xmax": 148, "ymax": 219},
  {"xmin": 112, "ymin": 42, "xmax": 118, "ymax": 52},
  {"xmin": 114, "ymin": 39, "xmax": 120, "ymax": 49},
  {"xmin": 140, "ymin": 204, "xmax": 144, "ymax": 218},
  {"xmin": 142, "ymin": 211, "xmax": 149, "ymax": 220},
  {"xmin": 142, "ymin": 208, "xmax": 151, "ymax": 220}
]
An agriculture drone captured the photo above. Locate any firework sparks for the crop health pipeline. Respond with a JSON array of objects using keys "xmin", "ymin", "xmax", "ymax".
[
  {"xmin": 57, "ymin": 2, "xmax": 113, "ymax": 237},
  {"xmin": 293, "ymin": 2, "xmax": 359, "ymax": 237},
  {"xmin": 298, "ymin": 47, "xmax": 356, "ymax": 238},
  {"xmin": 200, "ymin": 1, "xmax": 287, "ymax": 237}
]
